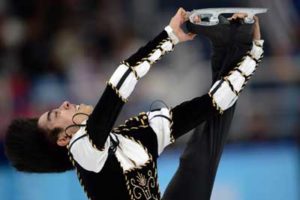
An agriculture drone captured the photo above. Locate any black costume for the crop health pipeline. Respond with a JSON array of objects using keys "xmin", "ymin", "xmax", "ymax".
[{"xmin": 67, "ymin": 25, "xmax": 264, "ymax": 200}]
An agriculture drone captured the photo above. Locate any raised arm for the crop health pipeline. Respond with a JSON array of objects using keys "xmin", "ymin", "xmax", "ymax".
[
  {"xmin": 145, "ymin": 38, "xmax": 263, "ymax": 157},
  {"xmin": 145, "ymin": 15, "xmax": 264, "ymax": 156},
  {"xmin": 171, "ymin": 38, "xmax": 263, "ymax": 139},
  {"xmin": 86, "ymin": 8, "xmax": 195, "ymax": 150}
]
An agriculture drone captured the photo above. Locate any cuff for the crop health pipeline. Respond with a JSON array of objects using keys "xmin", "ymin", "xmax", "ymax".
[
  {"xmin": 254, "ymin": 39, "xmax": 264, "ymax": 47},
  {"xmin": 164, "ymin": 25, "xmax": 180, "ymax": 45}
]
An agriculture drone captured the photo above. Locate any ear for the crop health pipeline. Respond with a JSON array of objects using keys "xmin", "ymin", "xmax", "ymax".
[{"xmin": 56, "ymin": 134, "xmax": 70, "ymax": 147}]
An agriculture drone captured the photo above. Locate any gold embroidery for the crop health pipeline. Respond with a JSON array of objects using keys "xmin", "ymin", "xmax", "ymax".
[
  {"xmin": 130, "ymin": 171, "xmax": 159, "ymax": 200},
  {"xmin": 112, "ymin": 132, "xmax": 161, "ymax": 200}
]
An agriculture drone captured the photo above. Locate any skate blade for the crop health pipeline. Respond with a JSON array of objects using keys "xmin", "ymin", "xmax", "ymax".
[{"xmin": 187, "ymin": 8, "xmax": 268, "ymax": 26}]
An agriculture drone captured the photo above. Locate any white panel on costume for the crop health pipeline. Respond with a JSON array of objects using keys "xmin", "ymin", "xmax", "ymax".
[
  {"xmin": 148, "ymin": 108, "xmax": 172, "ymax": 155},
  {"xmin": 226, "ymin": 71, "xmax": 246, "ymax": 93},
  {"xmin": 238, "ymin": 56, "xmax": 256, "ymax": 76},
  {"xmin": 211, "ymin": 81, "xmax": 237, "ymax": 111},
  {"xmin": 161, "ymin": 41, "xmax": 173, "ymax": 52},
  {"xmin": 118, "ymin": 72, "xmax": 138, "ymax": 99},
  {"xmin": 135, "ymin": 61, "xmax": 151, "ymax": 78},
  {"xmin": 210, "ymin": 40, "xmax": 264, "ymax": 112},
  {"xmin": 227, "ymin": 96, "xmax": 238, "ymax": 108},
  {"xmin": 251, "ymin": 40, "xmax": 264, "ymax": 59},
  {"xmin": 109, "ymin": 64, "xmax": 129, "ymax": 86},
  {"xmin": 164, "ymin": 25, "xmax": 179, "ymax": 44},
  {"xmin": 148, "ymin": 49, "xmax": 162, "ymax": 63},
  {"xmin": 70, "ymin": 126, "xmax": 110, "ymax": 173},
  {"xmin": 113, "ymin": 134, "xmax": 149, "ymax": 172}
]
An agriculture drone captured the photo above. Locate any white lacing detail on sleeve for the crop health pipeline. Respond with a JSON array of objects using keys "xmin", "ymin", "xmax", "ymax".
[
  {"xmin": 209, "ymin": 40, "xmax": 264, "ymax": 113},
  {"xmin": 164, "ymin": 25, "xmax": 179, "ymax": 45},
  {"xmin": 108, "ymin": 34, "xmax": 175, "ymax": 101}
]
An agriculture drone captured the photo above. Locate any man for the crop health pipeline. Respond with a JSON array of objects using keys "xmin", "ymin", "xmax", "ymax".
[{"xmin": 4, "ymin": 8, "xmax": 263, "ymax": 200}]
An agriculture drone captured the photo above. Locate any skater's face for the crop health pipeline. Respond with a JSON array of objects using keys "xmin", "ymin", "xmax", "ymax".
[{"xmin": 38, "ymin": 101, "xmax": 93, "ymax": 146}]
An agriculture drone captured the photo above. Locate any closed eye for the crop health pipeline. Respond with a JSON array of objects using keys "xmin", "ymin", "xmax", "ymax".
[{"xmin": 55, "ymin": 111, "xmax": 59, "ymax": 118}]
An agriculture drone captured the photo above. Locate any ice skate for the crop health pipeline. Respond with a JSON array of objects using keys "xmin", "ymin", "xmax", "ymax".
[{"xmin": 186, "ymin": 8, "xmax": 267, "ymax": 46}]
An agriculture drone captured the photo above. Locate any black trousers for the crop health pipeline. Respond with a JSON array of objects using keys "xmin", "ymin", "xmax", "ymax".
[{"xmin": 163, "ymin": 42, "xmax": 252, "ymax": 200}]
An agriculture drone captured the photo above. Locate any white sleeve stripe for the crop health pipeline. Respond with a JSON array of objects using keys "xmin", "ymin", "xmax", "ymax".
[
  {"xmin": 210, "ymin": 79, "xmax": 224, "ymax": 95},
  {"xmin": 161, "ymin": 40, "xmax": 174, "ymax": 52},
  {"xmin": 108, "ymin": 35, "xmax": 175, "ymax": 101},
  {"xmin": 211, "ymin": 81, "xmax": 237, "ymax": 111},
  {"xmin": 250, "ymin": 40, "xmax": 264, "ymax": 60},
  {"xmin": 148, "ymin": 49, "xmax": 162, "ymax": 64},
  {"xmin": 116, "ymin": 68, "xmax": 132, "ymax": 89},
  {"xmin": 225, "ymin": 71, "xmax": 246, "ymax": 94},
  {"xmin": 209, "ymin": 40, "xmax": 264, "ymax": 113},
  {"xmin": 109, "ymin": 64, "xmax": 130, "ymax": 86},
  {"xmin": 109, "ymin": 64, "xmax": 139, "ymax": 100},
  {"xmin": 119, "ymin": 73, "xmax": 138, "ymax": 99},
  {"xmin": 134, "ymin": 61, "xmax": 151, "ymax": 78},
  {"xmin": 164, "ymin": 25, "xmax": 179, "ymax": 45},
  {"xmin": 238, "ymin": 56, "xmax": 257, "ymax": 76},
  {"xmin": 223, "ymin": 78, "xmax": 238, "ymax": 95},
  {"xmin": 133, "ymin": 39, "xmax": 173, "ymax": 78}
]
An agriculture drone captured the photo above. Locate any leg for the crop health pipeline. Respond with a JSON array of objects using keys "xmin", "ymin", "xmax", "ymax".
[{"xmin": 163, "ymin": 17, "xmax": 254, "ymax": 200}]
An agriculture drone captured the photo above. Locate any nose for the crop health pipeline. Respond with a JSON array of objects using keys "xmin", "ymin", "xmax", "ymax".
[{"xmin": 60, "ymin": 101, "xmax": 70, "ymax": 110}]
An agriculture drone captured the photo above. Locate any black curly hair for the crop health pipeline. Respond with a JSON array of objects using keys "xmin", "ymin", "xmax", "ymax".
[{"xmin": 4, "ymin": 118, "xmax": 74, "ymax": 173}]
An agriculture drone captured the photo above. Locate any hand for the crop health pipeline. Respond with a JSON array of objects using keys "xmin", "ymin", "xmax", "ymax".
[
  {"xmin": 229, "ymin": 13, "xmax": 261, "ymax": 40},
  {"xmin": 228, "ymin": 13, "xmax": 248, "ymax": 21},
  {"xmin": 169, "ymin": 8, "xmax": 196, "ymax": 43}
]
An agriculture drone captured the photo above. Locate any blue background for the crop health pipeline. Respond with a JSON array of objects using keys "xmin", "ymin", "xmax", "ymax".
[{"xmin": 1, "ymin": 142, "xmax": 298, "ymax": 200}]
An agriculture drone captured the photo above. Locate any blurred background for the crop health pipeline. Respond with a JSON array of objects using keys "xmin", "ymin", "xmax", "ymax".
[{"xmin": 0, "ymin": 0, "xmax": 299, "ymax": 199}]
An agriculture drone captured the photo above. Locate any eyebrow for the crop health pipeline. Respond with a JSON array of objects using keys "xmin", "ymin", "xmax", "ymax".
[{"xmin": 47, "ymin": 109, "xmax": 53, "ymax": 121}]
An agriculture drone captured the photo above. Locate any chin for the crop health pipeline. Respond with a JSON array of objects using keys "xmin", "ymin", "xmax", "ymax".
[{"xmin": 80, "ymin": 104, "xmax": 94, "ymax": 115}]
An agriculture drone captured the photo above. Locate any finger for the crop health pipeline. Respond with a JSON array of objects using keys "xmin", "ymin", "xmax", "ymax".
[
  {"xmin": 175, "ymin": 7, "xmax": 187, "ymax": 23},
  {"xmin": 183, "ymin": 11, "xmax": 191, "ymax": 21},
  {"xmin": 236, "ymin": 13, "xmax": 248, "ymax": 19},
  {"xmin": 253, "ymin": 15, "xmax": 259, "ymax": 23},
  {"xmin": 179, "ymin": 8, "xmax": 189, "ymax": 22},
  {"xmin": 179, "ymin": 7, "xmax": 186, "ymax": 13},
  {"xmin": 174, "ymin": 7, "xmax": 182, "ymax": 19},
  {"xmin": 193, "ymin": 15, "xmax": 201, "ymax": 24},
  {"xmin": 183, "ymin": 33, "xmax": 197, "ymax": 41},
  {"xmin": 229, "ymin": 13, "xmax": 248, "ymax": 20},
  {"xmin": 177, "ymin": 7, "xmax": 185, "ymax": 16},
  {"xmin": 188, "ymin": 33, "xmax": 197, "ymax": 40},
  {"xmin": 228, "ymin": 14, "xmax": 237, "ymax": 20}
]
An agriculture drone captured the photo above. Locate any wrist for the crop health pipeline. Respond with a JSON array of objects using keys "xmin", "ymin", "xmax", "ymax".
[{"xmin": 164, "ymin": 25, "xmax": 179, "ymax": 45}]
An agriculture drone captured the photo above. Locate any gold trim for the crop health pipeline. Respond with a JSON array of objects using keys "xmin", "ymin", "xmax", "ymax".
[
  {"xmin": 106, "ymin": 82, "xmax": 128, "ymax": 103},
  {"xmin": 120, "ymin": 134, "xmax": 161, "ymax": 200},
  {"xmin": 67, "ymin": 150, "xmax": 93, "ymax": 200},
  {"xmin": 208, "ymin": 92, "xmax": 224, "ymax": 115},
  {"xmin": 223, "ymin": 77, "xmax": 239, "ymax": 96},
  {"xmin": 112, "ymin": 113, "xmax": 149, "ymax": 133},
  {"xmin": 169, "ymin": 109, "xmax": 175, "ymax": 143}
]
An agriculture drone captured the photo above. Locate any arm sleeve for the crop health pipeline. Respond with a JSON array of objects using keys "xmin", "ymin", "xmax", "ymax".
[
  {"xmin": 170, "ymin": 40, "xmax": 264, "ymax": 139},
  {"xmin": 171, "ymin": 94, "xmax": 218, "ymax": 139},
  {"xmin": 86, "ymin": 27, "xmax": 177, "ymax": 150},
  {"xmin": 147, "ymin": 95, "xmax": 218, "ymax": 155}
]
